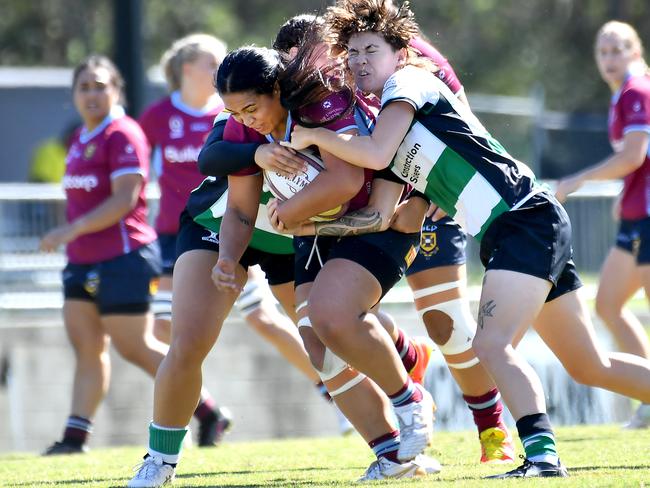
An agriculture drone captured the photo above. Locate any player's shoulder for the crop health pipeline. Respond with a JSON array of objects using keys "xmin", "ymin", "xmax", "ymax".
[
  {"xmin": 297, "ymin": 89, "xmax": 355, "ymax": 126},
  {"xmin": 223, "ymin": 116, "xmax": 267, "ymax": 143},
  {"xmin": 106, "ymin": 114, "xmax": 147, "ymax": 142},
  {"xmin": 140, "ymin": 96, "xmax": 173, "ymax": 119},
  {"xmin": 622, "ymin": 73, "xmax": 650, "ymax": 97}
]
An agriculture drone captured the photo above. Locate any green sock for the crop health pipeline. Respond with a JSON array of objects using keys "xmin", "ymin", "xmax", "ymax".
[
  {"xmin": 521, "ymin": 432, "xmax": 558, "ymax": 463},
  {"xmin": 149, "ymin": 423, "xmax": 188, "ymax": 457}
]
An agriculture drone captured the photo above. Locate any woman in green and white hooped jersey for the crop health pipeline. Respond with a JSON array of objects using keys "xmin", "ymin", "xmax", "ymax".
[{"xmin": 283, "ymin": 0, "xmax": 650, "ymax": 479}]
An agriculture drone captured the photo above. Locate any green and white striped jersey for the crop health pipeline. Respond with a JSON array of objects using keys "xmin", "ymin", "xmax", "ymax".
[
  {"xmin": 381, "ymin": 66, "xmax": 541, "ymax": 240},
  {"xmin": 187, "ymin": 176, "xmax": 294, "ymax": 255}
]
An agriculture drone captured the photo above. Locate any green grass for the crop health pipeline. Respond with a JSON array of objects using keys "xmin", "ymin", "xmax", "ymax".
[{"xmin": 1, "ymin": 425, "xmax": 649, "ymax": 487}]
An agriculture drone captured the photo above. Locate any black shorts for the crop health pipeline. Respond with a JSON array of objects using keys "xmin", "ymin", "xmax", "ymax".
[
  {"xmin": 615, "ymin": 217, "xmax": 650, "ymax": 264},
  {"xmin": 479, "ymin": 193, "xmax": 582, "ymax": 302},
  {"xmin": 294, "ymin": 229, "xmax": 420, "ymax": 298},
  {"xmin": 176, "ymin": 210, "xmax": 294, "ymax": 286},
  {"xmin": 157, "ymin": 233, "xmax": 178, "ymax": 275},
  {"xmin": 406, "ymin": 216, "xmax": 466, "ymax": 276},
  {"xmin": 63, "ymin": 241, "xmax": 162, "ymax": 315}
]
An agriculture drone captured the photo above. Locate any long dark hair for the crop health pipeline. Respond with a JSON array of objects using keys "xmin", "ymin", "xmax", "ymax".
[
  {"xmin": 72, "ymin": 55, "xmax": 124, "ymax": 92},
  {"xmin": 277, "ymin": 22, "xmax": 354, "ymax": 128},
  {"xmin": 215, "ymin": 46, "xmax": 282, "ymax": 96}
]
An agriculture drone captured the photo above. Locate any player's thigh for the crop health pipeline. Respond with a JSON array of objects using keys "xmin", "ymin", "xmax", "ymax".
[
  {"xmin": 63, "ymin": 299, "xmax": 106, "ymax": 355},
  {"xmin": 474, "ymin": 269, "xmax": 551, "ymax": 348},
  {"xmin": 172, "ymin": 249, "xmax": 244, "ymax": 348},
  {"xmin": 596, "ymin": 247, "xmax": 641, "ymax": 310},
  {"xmin": 407, "ymin": 264, "xmax": 468, "ymax": 294},
  {"xmin": 535, "ymin": 288, "xmax": 608, "ymax": 377},
  {"xmin": 269, "ymin": 282, "xmax": 297, "ymax": 322}
]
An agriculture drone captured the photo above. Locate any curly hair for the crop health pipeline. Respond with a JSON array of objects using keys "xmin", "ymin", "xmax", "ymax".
[{"xmin": 325, "ymin": 0, "xmax": 420, "ymax": 54}]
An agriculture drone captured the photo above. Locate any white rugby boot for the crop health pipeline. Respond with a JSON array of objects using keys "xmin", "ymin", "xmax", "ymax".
[
  {"xmin": 413, "ymin": 453, "xmax": 442, "ymax": 474},
  {"xmin": 127, "ymin": 456, "xmax": 175, "ymax": 487},
  {"xmin": 394, "ymin": 384, "xmax": 434, "ymax": 461},
  {"xmin": 357, "ymin": 456, "xmax": 426, "ymax": 482},
  {"xmin": 623, "ymin": 403, "xmax": 650, "ymax": 429}
]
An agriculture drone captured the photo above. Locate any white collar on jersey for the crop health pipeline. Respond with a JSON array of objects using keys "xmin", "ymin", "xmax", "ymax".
[
  {"xmin": 170, "ymin": 91, "xmax": 222, "ymax": 117},
  {"xmin": 264, "ymin": 112, "xmax": 293, "ymax": 143},
  {"xmin": 79, "ymin": 105, "xmax": 125, "ymax": 144}
]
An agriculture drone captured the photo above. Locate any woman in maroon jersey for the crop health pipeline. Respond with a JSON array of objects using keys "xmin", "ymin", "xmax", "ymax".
[
  {"xmin": 556, "ymin": 21, "xmax": 650, "ymax": 429},
  {"xmin": 40, "ymin": 55, "xmax": 166, "ymax": 455}
]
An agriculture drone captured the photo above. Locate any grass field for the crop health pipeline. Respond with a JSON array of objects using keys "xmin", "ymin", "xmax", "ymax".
[{"xmin": 1, "ymin": 425, "xmax": 648, "ymax": 487}]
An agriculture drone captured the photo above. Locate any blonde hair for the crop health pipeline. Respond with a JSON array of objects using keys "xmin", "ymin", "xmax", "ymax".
[
  {"xmin": 597, "ymin": 21, "xmax": 648, "ymax": 72},
  {"xmin": 161, "ymin": 33, "xmax": 227, "ymax": 91}
]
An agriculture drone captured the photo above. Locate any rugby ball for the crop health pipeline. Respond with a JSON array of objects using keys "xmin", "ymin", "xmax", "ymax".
[{"xmin": 264, "ymin": 149, "xmax": 348, "ymax": 221}]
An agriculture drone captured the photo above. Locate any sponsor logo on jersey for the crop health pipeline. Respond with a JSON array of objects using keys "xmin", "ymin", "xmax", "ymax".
[
  {"xmin": 84, "ymin": 143, "xmax": 96, "ymax": 159},
  {"xmin": 401, "ymin": 142, "xmax": 422, "ymax": 183},
  {"xmin": 190, "ymin": 122, "xmax": 211, "ymax": 132},
  {"xmin": 124, "ymin": 144, "xmax": 135, "ymax": 153},
  {"xmin": 164, "ymin": 144, "xmax": 202, "ymax": 163},
  {"xmin": 63, "ymin": 174, "xmax": 99, "ymax": 192},
  {"xmin": 201, "ymin": 230, "xmax": 219, "ymax": 244},
  {"xmin": 633, "ymin": 101, "xmax": 642, "ymax": 112},
  {"xmin": 322, "ymin": 100, "xmax": 332, "ymax": 109},
  {"xmin": 169, "ymin": 115, "xmax": 184, "ymax": 139}
]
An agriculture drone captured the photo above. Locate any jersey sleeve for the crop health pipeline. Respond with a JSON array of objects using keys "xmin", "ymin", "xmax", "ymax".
[
  {"xmin": 409, "ymin": 37, "xmax": 463, "ymax": 95},
  {"xmin": 106, "ymin": 126, "xmax": 149, "ymax": 180},
  {"xmin": 619, "ymin": 87, "xmax": 650, "ymax": 135},
  {"xmin": 198, "ymin": 116, "xmax": 262, "ymax": 177},
  {"xmin": 380, "ymin": 66, "xmax": 440, "ymax": 111},
  {"xmin": 298, "ymin": 90, "xmax": 357, "ymax": 133},
  {"xmin": 223, "ymin": 117, "xmax": 262, "ymax": 177}
]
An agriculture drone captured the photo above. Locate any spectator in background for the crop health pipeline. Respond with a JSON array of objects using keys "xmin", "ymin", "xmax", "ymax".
[
  {"xmin": 28, "ymin": 122, "xmax": 79, "ymax": 183},
  {"xmin": 556, "ymin": 21, "xmax": 650, "ymax": 429},
  {"xmin": 40, "ymin": 55, "xmax": 166, "ymax": 455}
]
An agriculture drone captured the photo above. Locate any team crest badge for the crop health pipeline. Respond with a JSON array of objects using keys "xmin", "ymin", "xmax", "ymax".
[
  {"xmin": 169, "ymin": 115, "xmax": 184, "ymax": 139},
  {"xmin": 84, "ymin": 143, "xmax": 96, "ymax": 159},
  {"xmin": 420, "ymin": 231, "xmax": 438, "ymax": 256},
  {"xmin": 83, "ymin": 270, "xmax": 100, "ymax": 296}
]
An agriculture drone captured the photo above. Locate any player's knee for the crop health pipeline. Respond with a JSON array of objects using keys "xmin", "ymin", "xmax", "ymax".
[
  {"xmin": 472, "ymin": 334, "xmax": 508, "ymax": 366},
  {"xmin": 298, "ymin": 324, "xmax": 326, "ymax": 370},
  {"xmin": 563, "ymin": 355, "xmax": 610, "ymax": 386},
  {"xmin": 309, "ymin": 305, "xmax": 348, "ymax": 344},
  {"xmin": 594, "ymin": 296, "xmax": 620, "ymax": 323},
  {"xmin": 169, "ymin": 329, "xmax": 213, "ymax": 365},
  {"xmin": 422, "ymin": 310, "xmax": 454, "ymax": 345}
]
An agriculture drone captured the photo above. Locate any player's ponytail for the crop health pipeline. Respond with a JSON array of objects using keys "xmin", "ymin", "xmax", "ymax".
[
  {"xmin": 215, "ymin": 46, "xmax": 283, "ymax": 96},
  {"xmin": 277, "ymin": 26, "xmax": 354, "ymax": 127}
]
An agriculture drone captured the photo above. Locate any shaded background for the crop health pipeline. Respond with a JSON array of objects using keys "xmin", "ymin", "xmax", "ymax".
[{"xmin": 0, "ymin": 0, "xmax": 649, "ymax": 181}]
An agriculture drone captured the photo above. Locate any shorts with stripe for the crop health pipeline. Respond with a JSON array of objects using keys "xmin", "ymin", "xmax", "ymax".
[
  {"xmin": 294, "ymin": 229, "xmax": 420, "ymax": 298},
  {"xmin": 615, "ymin": 217, "xmax": 650, "ymax": 264},
  {"xmin": 406, "ymin": 216, "xmax": 466, "ymax": 276},
  {"xmin": 176, "ymin": 210, "xmax": 294, "ymax": 286},
  {"xmin": 479, "ymin": 192, "xmax": 582, "ymax": 302},
  {"xmin": 63, "ymin": 241, "xmax": 161, "ymax": 315}
]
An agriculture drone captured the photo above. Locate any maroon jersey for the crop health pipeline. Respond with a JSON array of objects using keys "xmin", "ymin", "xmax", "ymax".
[
  {"xmin": 609, "ymin": 71, "xmax": 650, "ymax": 219},
  {"xmin": 63, "ymin": 107, "xmax": 156, "ymax": 264},
  {"xmin": 409, "ymin": 37, "xmax": 463, "ymax": 95},
  {"xmin": 139, "ymin": 92, "xmax": 224, "ymax": 233}
]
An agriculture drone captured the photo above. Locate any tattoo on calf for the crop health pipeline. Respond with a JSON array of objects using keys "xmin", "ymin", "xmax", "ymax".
[
  {"xmin": 315, "ymin": 209, "xmax": 382, "ymax": 237},
  {"xmin": 478, "ymin": 299, "xmax": 496, "ymax": 329}
]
